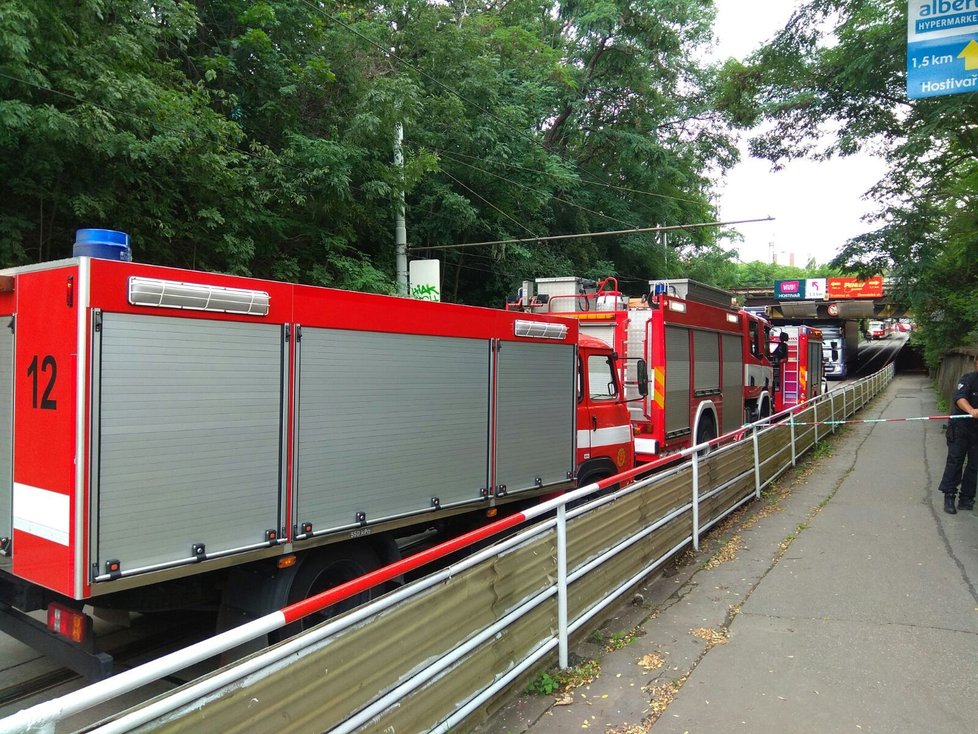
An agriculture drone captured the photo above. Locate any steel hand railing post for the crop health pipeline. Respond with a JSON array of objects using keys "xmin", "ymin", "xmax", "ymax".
[
  {"xmin": 753, "ymin": 425, "xmax": 761, "ymax": 499},
  {"xmin": 692, "ymin": 450, "xmax": 700, "ymax": 551},
  {"xmin": 790, "ymin": 412, "xmax": 797, "ymax": 466},
  {"xmin": 557, "ymin": 503, "xmax": 569, "ymax": 669}
]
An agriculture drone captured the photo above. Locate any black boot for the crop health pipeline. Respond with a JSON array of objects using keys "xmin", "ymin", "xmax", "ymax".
[
  {"xmin": 959, "ymin": 497, "xmax": 975, "ymax": 511},
  {"xmin": 944, "ymin": 493, "xmax": 958, "ymax": 514}
]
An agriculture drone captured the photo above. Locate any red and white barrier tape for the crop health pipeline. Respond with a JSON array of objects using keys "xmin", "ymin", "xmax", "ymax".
[{"xmin": 770, "ymin": 414, "xmax": 974, "ymax": 427}]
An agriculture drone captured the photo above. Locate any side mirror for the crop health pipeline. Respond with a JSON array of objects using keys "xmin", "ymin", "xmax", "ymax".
[{"xmin": 637, "ymin": 359, "xmax": 649, "ymax": 397}]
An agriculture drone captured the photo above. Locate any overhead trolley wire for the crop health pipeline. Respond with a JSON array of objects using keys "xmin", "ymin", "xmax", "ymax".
[
  {"xmin": 435, "ymin": 148, "xmax": 705, "ymax": 208},
  {"xmin": 414, "ymin": 217, "xmax": 774, "ymax": 251},
  {"xmin": 438, "ymin": 169, "xmax": 541, "ymax": 241},
  {"xmin": 435, "ymin": 149, "xmax": 643, "ymax": 231}
]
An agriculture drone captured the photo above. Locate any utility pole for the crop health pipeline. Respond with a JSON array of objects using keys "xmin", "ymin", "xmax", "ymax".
[{"xmin": 394, "ymin": 123, "xmax": 408, "ymax": 296}]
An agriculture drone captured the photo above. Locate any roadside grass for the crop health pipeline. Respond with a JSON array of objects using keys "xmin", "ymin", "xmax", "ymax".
[{"xmin": 525, "ymin": 658, "xmax": 601, "ymax": 696}]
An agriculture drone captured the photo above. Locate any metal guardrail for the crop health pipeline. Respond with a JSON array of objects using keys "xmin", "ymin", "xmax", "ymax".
[{"xmin": 1, "ymin": 365, "xmax": 895, "ymax": 734}]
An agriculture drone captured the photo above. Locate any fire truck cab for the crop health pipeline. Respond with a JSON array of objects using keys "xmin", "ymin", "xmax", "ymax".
[{"xmin": 575, "ymin": 333, "xmax": 635, "ymax": 483}]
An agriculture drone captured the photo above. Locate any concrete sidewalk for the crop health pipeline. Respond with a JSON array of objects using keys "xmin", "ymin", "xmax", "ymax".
[{"xmin": 478, "ymin": 374, "xmax": 978, "ymax": 733}]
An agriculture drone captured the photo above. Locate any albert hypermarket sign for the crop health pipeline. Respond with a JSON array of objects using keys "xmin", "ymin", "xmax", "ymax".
[{"xmin": 908, "ymin": 0, "xmax": 978, "ymax": 98}]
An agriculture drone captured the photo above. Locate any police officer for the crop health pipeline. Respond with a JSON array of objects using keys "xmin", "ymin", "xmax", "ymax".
[{"xmin": 938, "ymin": 355, "xmax": 978, "ymax": 514}]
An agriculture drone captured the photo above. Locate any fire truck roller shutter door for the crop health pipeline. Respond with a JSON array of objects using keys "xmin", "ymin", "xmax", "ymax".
[
  {"xmin": 721, "ymin": 334, "xmax": 744, "ymax": 434},
  {"xmin": 664, "ymin": 326, "xmax": 690, "ymax": 436},
  {"xmin": 810, "ymin": 340, "xmax": 825, "ymax": 396},
  {"xmin": 94, "ymin": 314, "xmax": 284, "ymax": 574},
  {"xmin": 494, "ymin": 341, "xmax": 576, "ymax": 495},
  {"xmin": 693, "ymin": 330, "xmax": 720, "ymax": 396},
  {"xmin": 296, "ymin": 329, "xmax": 490, "ymax": 531}
]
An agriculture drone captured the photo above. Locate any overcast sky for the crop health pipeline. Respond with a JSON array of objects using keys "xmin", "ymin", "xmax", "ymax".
[{"xmin": 710, "ymin": 1, "xmax": 888, "ymax": 266}]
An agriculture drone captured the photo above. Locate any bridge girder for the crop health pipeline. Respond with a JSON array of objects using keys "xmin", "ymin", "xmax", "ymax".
[{"xmin": 732, "ymin": 288, "xmax": 910, "ymax": 321}]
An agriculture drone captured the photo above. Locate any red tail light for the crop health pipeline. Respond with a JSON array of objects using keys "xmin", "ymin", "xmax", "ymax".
[{"xmin": 47, "ymin": 603, "xmax": 88, "ymax": 643}]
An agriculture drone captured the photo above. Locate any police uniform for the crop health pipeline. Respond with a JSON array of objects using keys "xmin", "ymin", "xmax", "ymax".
[{"xmin": 937, "ymin": 370, "xmax": 978, "ymax": 512}]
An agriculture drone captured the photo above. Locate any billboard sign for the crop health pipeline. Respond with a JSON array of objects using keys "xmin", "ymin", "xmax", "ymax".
[
  {"xmin": 826, "ymin": 276, "xmax": 884, "ymax": 299},
  {"xmin": 907, "ymin": 0, "xmax": 978, "ymax": 99},
  {"xmin": 805, "ymin": 278, "xmax": 827, "ymax": 300},
  {"xmin": 775, "ymin": 280, "xmax": 805, "ymax": 300}
]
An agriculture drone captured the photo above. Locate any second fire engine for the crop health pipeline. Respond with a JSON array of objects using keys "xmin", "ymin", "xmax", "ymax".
[{"xmin": 508, "ymin": 277, "xmax": 775, "ymax": 462}]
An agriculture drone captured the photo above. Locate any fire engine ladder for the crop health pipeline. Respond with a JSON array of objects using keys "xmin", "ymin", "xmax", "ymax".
[
  {"xmin": 625, "ymin": 311, "xmax": 648, "ymax": 421},
  {"xmin": 781, "ymin": 347, "xmax": 801, "ymax": 405}
]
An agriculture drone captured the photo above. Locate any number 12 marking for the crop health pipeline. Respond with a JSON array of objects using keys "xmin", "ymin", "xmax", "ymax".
[{"xmin": 27, "ymin": 355, "xmax": 57, "ymax": 410}]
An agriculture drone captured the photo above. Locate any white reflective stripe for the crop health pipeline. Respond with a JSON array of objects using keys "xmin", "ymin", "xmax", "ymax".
[
  {"xmin": 13, "ymin": 483, "xmax": 70, "ymax": 545},
  {"xmin": 633, "ymin": 437, "xmax": 658, "ymax": 455},
  {"xmin": 576, "ymin": 424, "xmax": 632, "ymax": 449}
]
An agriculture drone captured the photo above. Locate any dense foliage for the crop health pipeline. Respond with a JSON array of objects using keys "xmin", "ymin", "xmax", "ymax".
[
  {"xmin": 0, "ymin": 0, "xmax": 762, "ymax": 303},
  {"xmin": 716, "ymin": 0, "xmax": 978, "ymax": 365}
]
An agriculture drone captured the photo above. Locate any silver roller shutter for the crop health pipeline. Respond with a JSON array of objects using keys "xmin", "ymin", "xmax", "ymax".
[
  {"xmin": 721, "ymin": 334, "xmax": 744, "ymax": 435},
  {"xmin": 94, "ymin": 314, "xmax": 285, "ymax": 574},
  {"xmin": 295, "ymin": 329, "xmax": 490, "ymax": 532},
  {"xmin": 664, "ymin": 326, "xmax": 690, "ymax": 436},
  {"xmin": 809, "ymin": 341, "xmax": 824, "ymax": 395},
  {"xmin": 694, "ymin": 330, "xmax": 720, "ymax": 394},
  {"xmin": 494, "ymin": 341, "xmax": 575, "ymax": 495}
]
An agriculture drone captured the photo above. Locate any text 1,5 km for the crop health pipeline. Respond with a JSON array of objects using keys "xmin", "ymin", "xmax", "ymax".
[{"xmin": 911, "ymin": 53, "xmax": 956, "ymax": 68}]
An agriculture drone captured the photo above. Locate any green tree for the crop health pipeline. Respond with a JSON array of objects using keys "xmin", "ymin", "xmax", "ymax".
[
  {"xmin": 386, "ymin": 0, "xmax": 739, "ymax": 303},
  {"xmin": 714, "ymin": 0, "xmax": 977, "ymax": 365},
  {"xmin": 1, "ymin": 0, "xmax": 738, "ymax": 302},
  {"xmin": 0, "ymin": 1, "xmax": 258, "ymax": 271}
]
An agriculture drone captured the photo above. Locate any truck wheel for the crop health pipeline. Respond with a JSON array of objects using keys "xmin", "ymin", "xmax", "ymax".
[
  {"xmin": 570, "ymin": 470, "xmax": 613, "ymax": 508},
  {"xmin": 274, "ymin": 544, "xmax": 382, "ymax": 641},
  {"xmin": 577, "ymin": 470, "xmax": 611, "ymax": 491},
  {"xmin": 759, "ymin": 398, "xmax": 771, "ymax": 420},
  {"xmin": 695, "ymin": 416, "xmax": 716, "ymax": 457}
]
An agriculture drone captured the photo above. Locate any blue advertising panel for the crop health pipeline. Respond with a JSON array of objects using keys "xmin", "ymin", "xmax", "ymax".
[
  {"xmin": 908, "ymin": 1, "xmax": 978, "ymax": 99},
  {"xmin": 775, "ymin": 280, "xmax": 805, "ymax": 300}
]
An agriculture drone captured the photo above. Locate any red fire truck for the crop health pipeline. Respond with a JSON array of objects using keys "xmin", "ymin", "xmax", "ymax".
[
  {"xmin": 508, "ymin": 277, "xmax": 774, "ymax": 463},
  {"xmin": 769, "ymin": 325, "xmax": 826, "ymax": 412},
  {"xmin": 0, "ymin": 230, "xmax": 633, "ymax": 677}
]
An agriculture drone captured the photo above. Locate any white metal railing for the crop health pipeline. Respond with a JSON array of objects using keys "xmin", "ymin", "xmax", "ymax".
[{"xmin": 0, "ymin": 364, "xmax": 895, "ymax": 734}]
